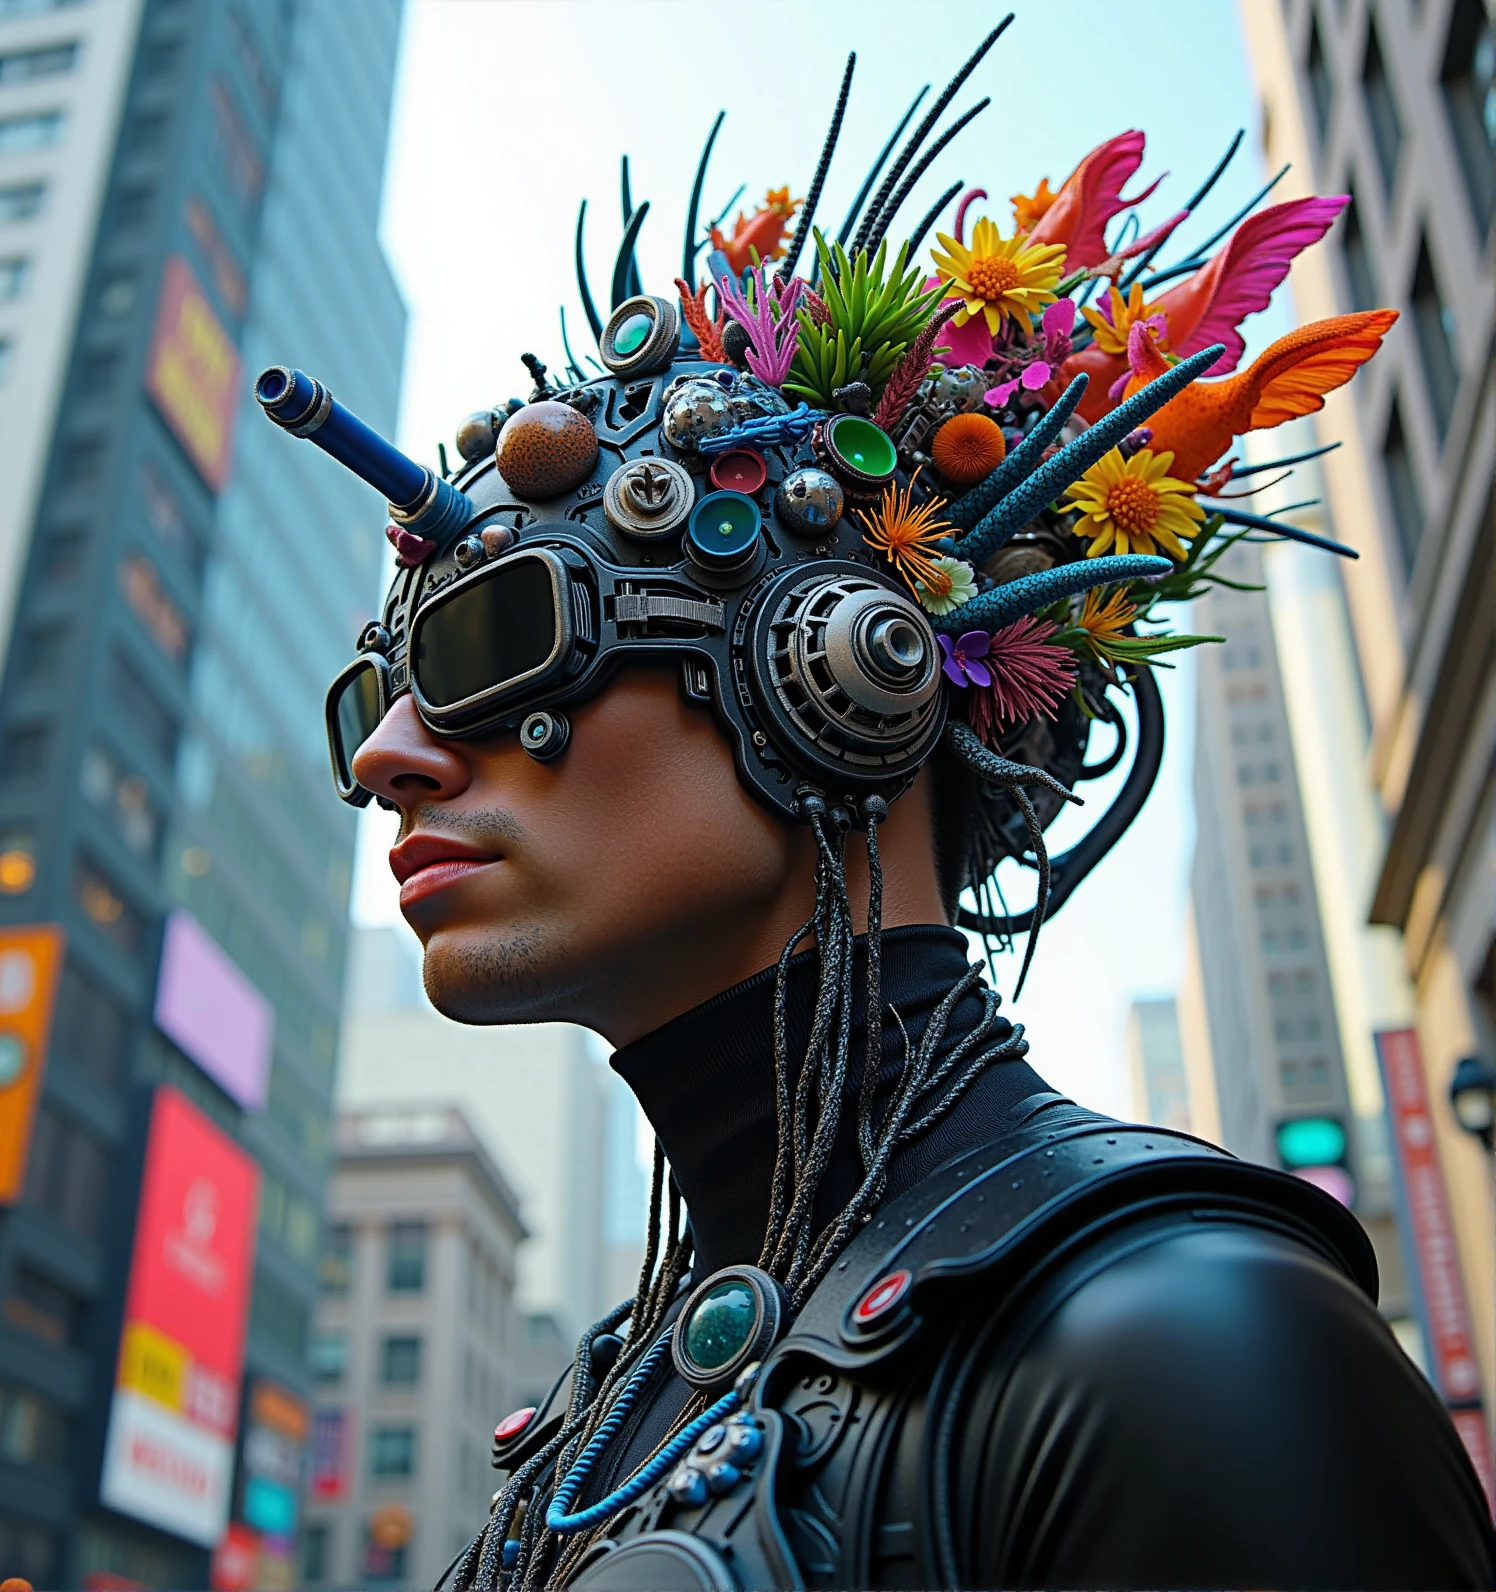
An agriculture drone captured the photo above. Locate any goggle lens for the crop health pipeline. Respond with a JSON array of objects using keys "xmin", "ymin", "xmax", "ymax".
[
  {"xmin": 413, "ymin": 555, "xmax": 562, "ymax": 710},
  {"xmin": 330, "ymin": 657, "xmax": 385, "ymax": 786}
]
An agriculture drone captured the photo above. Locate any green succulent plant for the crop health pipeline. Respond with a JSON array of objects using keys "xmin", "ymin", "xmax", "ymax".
[{"xmin": 784, "ymin": 230, "xmax": 945, "ymax": 410}]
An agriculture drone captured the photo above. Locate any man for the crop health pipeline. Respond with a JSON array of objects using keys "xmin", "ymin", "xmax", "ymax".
[{"xmin": 258, "ymin": 25, "xmax": 1495, "ymax": 1586}]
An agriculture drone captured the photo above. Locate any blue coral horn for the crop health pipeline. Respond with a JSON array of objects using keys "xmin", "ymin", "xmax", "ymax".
[
  {"xmin": 957, "ymin": 343, "xmax": 1226, "ymax": 570},
  {"xmin": 948, "ymin": 372, "xmax": 1090, "ymax": 530},
  {"xmin": 255, "ymin": 366, "xmax": 472, "ymax": 541},
  {"xmin": 927, "ymin": 553, "xmax": 1170, "ymax": 635}
]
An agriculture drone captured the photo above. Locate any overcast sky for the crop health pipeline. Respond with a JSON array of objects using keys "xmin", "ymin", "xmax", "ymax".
[{"xmin": 353, "ymin": 0, "xmax": 1294, "ymax": 1118}]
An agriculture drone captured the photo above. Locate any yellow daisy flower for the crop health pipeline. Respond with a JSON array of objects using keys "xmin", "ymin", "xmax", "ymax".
[
  {"xmin": 1079, "ymin": 283, "xmax": 1166, "ymax": 358},
  {"xmin": 931, "ymin": 216, "xmax": 1066, "ymax": 336},
  {"xmin": 1064, "ymin": 447, "xmax": 1206, "ymax": 561}
]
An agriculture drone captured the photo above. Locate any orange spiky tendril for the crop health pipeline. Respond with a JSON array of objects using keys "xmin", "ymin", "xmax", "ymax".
[
  {"xmin": 858, "ymin": 470, "xmax": 953, "ymax": 596},
  {"xmin": 710, "ymin": 187, "xmax": 802, "ymax": 277},
  {"xmin": 1075, "ymin": 585, "xmax": 1138, "ymax": 645},
  {"xmin": 674, "ymin": 277, "xmax": 725, "ymax": 362}
]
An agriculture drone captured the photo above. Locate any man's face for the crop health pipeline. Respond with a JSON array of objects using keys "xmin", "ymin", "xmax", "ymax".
[{"xmin": 351, "ymin": 666, "xmax": 813, "ymax": 1042}]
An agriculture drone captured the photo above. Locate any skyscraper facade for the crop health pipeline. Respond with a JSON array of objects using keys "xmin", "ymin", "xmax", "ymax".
[
  {"xmin": 0, "ymin": 1, "xmax": 405, "ymax": 1584},
  {"xmin": 1239, "ymin": 0, "xmax": 1494, "ymax": 1414}
]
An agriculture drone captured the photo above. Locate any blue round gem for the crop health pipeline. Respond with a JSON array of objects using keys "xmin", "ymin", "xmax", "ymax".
[{"xmin": 684, "ymin": 1280, "xmax": 758, "ymax": 1371}]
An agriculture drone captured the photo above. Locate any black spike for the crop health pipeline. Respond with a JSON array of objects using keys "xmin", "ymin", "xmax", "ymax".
[
  {"xmin": 620, "ymin": 156, "xmax": 643, "ymax": 300},
  {"xmin": 611, "ymin": 201, "xmax": 650, "ymax": 310},
  {"xmin": 1118, "ymin": 129, "xmax": 1248, "ymax": 290},
  {"xmin": 778, "ymin": 52, "xmax": 855, "ymax": 283},
  {"xmin": 681, "ymin": 110, "xmax": 725, "ymax": 288},
  {"xmin": 834, "ymin": 86, "xmax": 927, "ymax": 251},
  {"xmin": 574, "ymin": 199, "xmax": 603, "ymax": 341},
  {"xmin": 849, "ymin": 15, "xmax": 1013, "ymax": 257},
  {"xmin": 863, "ymin": 97, "xmax": 989, "ymax": 253},
  {"xmin": 904, "ymin": 179, "xmax": 963, "ymax": 256}
]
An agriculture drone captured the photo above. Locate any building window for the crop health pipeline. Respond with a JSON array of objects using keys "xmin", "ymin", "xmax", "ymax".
[
  {"xmin": 0, "ymin": 723, "xmax": 49, "ymax": 783},
  {"xmin": 80, "ymin": 742, "xmax": 160, "ymax": 859},
  {"xmin": 0, "ymin": 111, "xmax": 64, "ymax": 154},
  {"xmin": 369, "ymin": 1425, "xmax": 416, "ymax": 1478},
  {"xmin": 111, "ymin": 648, "xmax": 178, "ymax": 766},
  {"xmin": 1441, "ymin": 0, "xmax": 1495, "ymax": 231},
  {"xmin": 0, "ymin": 182, "xmax": 43, "ymax": 224},
  {"xmin": 112, "ymin": 181, "xmax": 154, "ymax": 230},
  {"xmin": 387, "ymin": 1223, "xmax": 427, "ymax": 1293},
  {"xmin": 25, "ymin": 1105, "xmax": 108, "ymax": 1239},
  {"xmin": 2, "ymin": 1267, "xmax": 84, "ymax": 1348},
  {"xmin": 51, "ymin": 959, "xmax": 129, "ymax": 1086},
  {"xmin": 0, "ymin": 42, "xmax": 77, "ymax": 82},
  {"xmin": 118, "ymin": 552, "xmax": 190, "ymax": 661},
  {"xmin": 1381, "ymin": 397, "xmax": 1424, "ymax": 574},
  {"xmin": 1306, "ymin": 12, "xmax": 1333, "ymax": 141},
  {"xmin": 1409, "ymin": 234, "xmax": 1460, "ymax": 435},
  {"xmin": 320, "ymin": 1223, "xmax": 354, "ymax": 1294},
  {"xmin": 16, "ymin": 621, "xmax": 67, "ymax": 684},
  {"xmin": 74, "ymin": 855, "xmax": 143, "ymax": 953},
  {"xmin": 303, "ymin": 1523, "xmax": 330, "ymax": 1585},
  {"xmin": 310, "ymin": 1332, "xmax": 349, "ymax": 1386},
  {"xmin": 0, "ymin": 256, "xmax": 27, "ymax": 299},
  {"xmin": 0, "ymin": 1383, "xmax": 68, "ymax": 1468},
  {"xmin": 1362, "ymin": 21, "xmax": 1402, "ymax": 194},
  {"xmin": 250, "ymin": 1268, "xmax": 310, "ymax": 1359},
  {"xmin": 1338, "ymin": 187, "xmax": 1378, "ymax": 311},
  {"xmin": 381, "ymin": 1335, "xmax": 422, "ymax": 1388}
]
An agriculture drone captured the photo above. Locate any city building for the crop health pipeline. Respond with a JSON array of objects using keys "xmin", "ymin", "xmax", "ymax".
[
  {"xmin": 1239, "ymin": 0, "xmax": 1494, "ymax": 1406},
  {"xmin": 1124, "ymin": 998, "xmax": 1193, "ymax": 1132},
  {"xmin": 0, "ymin": 1, "xmax": 405, "ymax": 1584},
  {"xmin": 302, "ymin": 1107, "xmax": 526, "ymax": 1591},
  {"xmin": 1179, "ymin": 538, "xmax": 1412, "ymax": 1325},
  {"xmin": 339, "ymin": 926, "xmax": 647, "ymax": 1374}
]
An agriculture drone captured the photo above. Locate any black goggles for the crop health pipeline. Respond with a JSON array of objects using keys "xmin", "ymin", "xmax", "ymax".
[{"xmin": 325, "ymin": 539, "xmax": 727, "ymax": 804}]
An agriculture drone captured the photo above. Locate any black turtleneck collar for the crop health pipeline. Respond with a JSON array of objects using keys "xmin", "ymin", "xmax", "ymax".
[{"xmin": 611, "ymin": 924, "xmax": 1052, "ymax": 1278}]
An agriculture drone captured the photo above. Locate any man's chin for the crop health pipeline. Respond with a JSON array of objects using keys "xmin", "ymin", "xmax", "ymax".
[{"xmin": 418, "ymin": 921, "xmax": 566, "ymax": 1025}]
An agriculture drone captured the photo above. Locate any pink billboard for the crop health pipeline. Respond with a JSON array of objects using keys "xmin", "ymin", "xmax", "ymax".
[{"xmin": 154, "ymin": 910, "xmax": 273, "ymax": 1111}]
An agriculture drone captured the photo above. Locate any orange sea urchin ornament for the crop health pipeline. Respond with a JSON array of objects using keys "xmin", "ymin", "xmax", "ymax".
[{"xmin": 931, "ymin": 413, "xmax": 1006, "ymax": 487}]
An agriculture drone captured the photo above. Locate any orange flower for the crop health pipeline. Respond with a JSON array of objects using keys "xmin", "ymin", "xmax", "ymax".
[
  {"xmin": 858, "ymin": 471, "xmax": 953, "ymax": 596},
  {"xmin": 932, "ymin": 413, "xmax": 1006, "ymax": 486},
  {"xmin": 1011, "ymin": 178, "xmax": 1059, "ymax": 234}
]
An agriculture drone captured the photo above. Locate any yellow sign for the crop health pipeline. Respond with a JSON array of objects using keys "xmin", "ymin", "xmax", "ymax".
[
  {"xmin": 144, "ymin": 255, "xmax": 241, "ymax": 492},
  {"xmin": 118, "ymin": 1320, "xmax": 189, "ymax": 1411},
  {"xmin": 0, "ymin": 924, "xmax": 63, "ymax": 1203}
]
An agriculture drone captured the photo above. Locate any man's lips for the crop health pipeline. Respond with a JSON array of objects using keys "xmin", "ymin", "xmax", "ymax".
[{"xmin": 389, "ymin": 833, "xmax": 500, "ymax": 907}]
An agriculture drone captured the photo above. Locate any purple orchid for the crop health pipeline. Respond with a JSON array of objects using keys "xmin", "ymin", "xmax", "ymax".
[
  {"xmin": 714, "ymin": 265, "xmax": 804, "ymax": 387},
  {"xmin": 938, "ymin": 630, "xmax": 993, "ymax": 688}
]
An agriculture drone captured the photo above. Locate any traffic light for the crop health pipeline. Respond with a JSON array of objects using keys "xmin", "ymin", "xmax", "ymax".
[{"xmin": 1276, "ymin": 1115, "xmax": 1355, "ymax": 1207}]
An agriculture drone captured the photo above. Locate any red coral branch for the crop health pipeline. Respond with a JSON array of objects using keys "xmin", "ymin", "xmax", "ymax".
[
  {"xmin": 675, "ymin": 277, "xmax": 726, "ymax": 362},
  {"xmin": 872, "ymin": 301, "xmax": 964, "ymax": 431}
]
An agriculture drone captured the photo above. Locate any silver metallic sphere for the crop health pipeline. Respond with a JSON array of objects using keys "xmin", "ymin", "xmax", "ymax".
[
  {"xmin": 662, "ymin": 379, "xmax": 735, "ymax": 454},
  {"xmin": 927, "ymin": 364, "xmax": 988, "ymax": 415},
  {"xmin": 774, "ymin": 466, "xmax": 844, "ymax": 536},
  {"xmin": 727, "ymin": 371, "xmax": 791, "ymax": 425}
]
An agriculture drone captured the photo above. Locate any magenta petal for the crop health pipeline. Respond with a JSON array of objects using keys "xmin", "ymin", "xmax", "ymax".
[
  {"xmin": 1021, "ymin": 361, "xmax": 1051, "ymax": 391},
  {"xmin": 985, "ymin": 378, "xmax": 1021, "ymax": 407},
  {"xmin": 1042, "ymin": 299, "xmax": 1076, "ymax": 338},
  {"xmin": 932, "ymin": 301, "xmax": 997, "ymax": 368},
  {"xmin": 964, "ymin": 658, "xmax": 993, "ymax": 688}
]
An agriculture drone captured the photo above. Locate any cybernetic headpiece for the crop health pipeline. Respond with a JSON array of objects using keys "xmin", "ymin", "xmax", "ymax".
[{"xmin": 257, "ymin": 25, "xmax": 1393, "ymax": 1578}]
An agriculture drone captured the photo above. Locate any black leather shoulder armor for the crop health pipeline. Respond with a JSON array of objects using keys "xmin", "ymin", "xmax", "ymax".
[{"xmin": 565, "ymin": 1100, "xmax": 1383, "ymax": 1590}]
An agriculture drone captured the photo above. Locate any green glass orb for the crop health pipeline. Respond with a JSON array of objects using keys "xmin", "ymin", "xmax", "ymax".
[
  {"xmin": 828, "ymin": 415, "xmax": 896, "ymax": 478},
  {"xmin": 684, "ymin": 1281, "xmax": 757, "ymax": 1371},
  {"xmin": 613, "ymin": 312, "xmax": 653, "ymax": 357}
]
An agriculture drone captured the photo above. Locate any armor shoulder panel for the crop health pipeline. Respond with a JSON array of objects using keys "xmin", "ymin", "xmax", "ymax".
[{"xmin": 770, "ymin": 1096, "xmax": 1377, "ymax": 1378}]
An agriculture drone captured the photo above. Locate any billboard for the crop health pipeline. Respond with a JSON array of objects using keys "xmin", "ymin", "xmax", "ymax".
[
  {"xmin": 100, "ymin": 1087, "xmax": 260, "ymax": 1546},
  {"xmin": 144, "ymin": 254, "xmax": 241, "ymax": 492},
  {"xmin": 0, "ymin": 924, "xmax": 64, "ymax": 1203},
  {"xmin": 239, "ymin": 1378, "xmax": 307, "ymax": 1539},
  {"xmin": 154, "ymin": 910, "xmax": 273, "ymax": 1111},
  {"xmin": 309, "ymin": 1408, "xmax": 349, "ymax": 1502},
  {"xmin": 1375, "ymin": 1027, "xmax": 1495, "ymax": 1511}
]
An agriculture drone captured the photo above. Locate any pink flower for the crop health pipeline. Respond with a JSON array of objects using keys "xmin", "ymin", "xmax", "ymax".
[
  {"xmin": 967, "ymin": 615, "xmax": 1077, "ymax": 741},
  {"xmin": 938, "ymin": 630, "xmax": 993, "ymax": 687}
]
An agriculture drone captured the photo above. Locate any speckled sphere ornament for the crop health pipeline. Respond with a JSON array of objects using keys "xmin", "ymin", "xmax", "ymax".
[
  {"xmin": 662, "ymin": 378, "xmax": 735, "ymax": 454},
  {"xmin": 495, "ymin": 400, "xmax": 600, "ymax": 499},
  {"xmin": 775, "ymin": 466, "xmax": 844, "ymax": 536}
]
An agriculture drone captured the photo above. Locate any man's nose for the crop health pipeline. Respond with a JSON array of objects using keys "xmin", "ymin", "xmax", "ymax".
[{"xmin": 352, "ymin": 694, "xmax": 472, "ymax": 805}]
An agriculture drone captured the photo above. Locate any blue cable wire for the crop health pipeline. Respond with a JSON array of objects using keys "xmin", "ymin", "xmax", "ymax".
[{"xmin": 546, "ymin": 1330, "xmax": 747, "ymax": 1535}]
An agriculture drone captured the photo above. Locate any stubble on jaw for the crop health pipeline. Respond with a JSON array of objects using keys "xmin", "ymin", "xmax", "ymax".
[{"xmin": 421, "ymin": 922, "xmax": 555, "ymax": 1024}]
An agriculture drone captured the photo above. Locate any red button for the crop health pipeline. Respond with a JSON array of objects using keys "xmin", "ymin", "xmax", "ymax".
[
  {"xmin": 709, "ymin": 448, "xmax": 768, "ymax": 495},
  {"xmin": 493, "ymin": 1406, "xmax": 537, "ymax": 1444},
  {"xmin": 854, "ymin": 1269, "xmax": 911, "ymax": 1323}
]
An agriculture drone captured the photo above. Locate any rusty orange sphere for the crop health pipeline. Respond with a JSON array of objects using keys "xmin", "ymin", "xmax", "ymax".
[
  {"xmin": 495, "ymin": 400, "xmax": 600, "ymax": 499},
  {"xmin": 931, "ymin": 412, "xmax": 1006, "ymax": 487}
]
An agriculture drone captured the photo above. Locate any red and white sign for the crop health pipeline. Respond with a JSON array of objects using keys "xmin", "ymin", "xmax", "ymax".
[
  {"xmin": 100, "ymin": 1088, "xmax": 259, "ymax": 1546},
  {"xmin": 1375, "ymin": 1028, "xmax": 1494, "ymax": 1511}
]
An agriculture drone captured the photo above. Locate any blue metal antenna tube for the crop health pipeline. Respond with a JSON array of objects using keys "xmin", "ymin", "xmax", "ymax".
[{"xmin": 254, "ymin": 366, "xmax": 472, "ymax": 542}]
